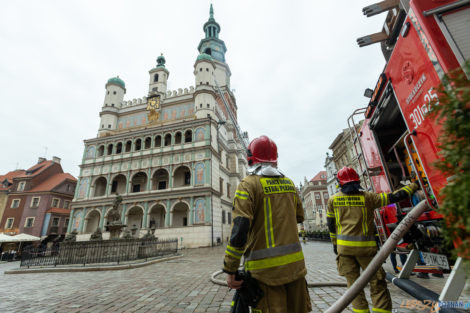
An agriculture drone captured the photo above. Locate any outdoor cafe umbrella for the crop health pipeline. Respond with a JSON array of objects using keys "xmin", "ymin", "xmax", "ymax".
[
  {"xmin": 11, "ymin": 233, "xmax": 41, "ymax": 242},
  {"xmin": 0, "ymin": 233, "xmax": 16, "ymax": 242}
]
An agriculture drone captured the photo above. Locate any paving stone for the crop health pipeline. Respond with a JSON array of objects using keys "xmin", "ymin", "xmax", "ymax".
[{"xmin": 1, "ymin": 241, "xmax": 469, "ymax": 312}]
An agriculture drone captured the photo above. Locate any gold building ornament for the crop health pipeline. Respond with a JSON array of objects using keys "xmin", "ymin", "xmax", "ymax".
[{"xmin": 147, "ymin": 95, "xmax": 161, "ymax": 122}]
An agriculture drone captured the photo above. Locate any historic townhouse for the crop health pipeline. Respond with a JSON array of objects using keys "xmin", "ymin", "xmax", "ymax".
[
  {"xmin": 69, "ymin": 5, "xmax": 248, "ymax": 247},
  {"xmin": 0, "ymin": 158, "xmax": 76, "ymax": 239},
  {"xmin": 300, "ymin": 171, "xmax": 329, "ymax": 231}
]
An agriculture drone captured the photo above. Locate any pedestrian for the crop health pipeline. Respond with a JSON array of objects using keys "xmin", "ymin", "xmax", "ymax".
[
  {"xmin": 327, "ymin": 167, "xmax": 419, "ymax": 313},
  {"xmin": 223, "ymin": 135, "xmax": 312, "ymax": 313}
]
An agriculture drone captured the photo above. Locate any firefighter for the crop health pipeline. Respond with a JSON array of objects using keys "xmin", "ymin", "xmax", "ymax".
[
  {"xmin": 327, "ymin": 167, "xmax": 419, "ymax": 313},
  {"xmin": 223, "ymin": 135, "xmax": 312, "ymax": 313}
]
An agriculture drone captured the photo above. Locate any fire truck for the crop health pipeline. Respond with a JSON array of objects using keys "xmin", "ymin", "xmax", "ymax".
[{"xmin": 348, "ymin": 0, "xmax": 469, "ymax": 301}]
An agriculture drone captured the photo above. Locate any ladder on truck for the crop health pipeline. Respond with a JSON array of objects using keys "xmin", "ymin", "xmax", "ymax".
[{"xmin": 347, "ymin": 107, "xmax": 374, "ymax": 191}]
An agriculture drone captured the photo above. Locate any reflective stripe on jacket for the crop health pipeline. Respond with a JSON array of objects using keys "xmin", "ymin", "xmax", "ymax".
[
  {"xmin": 223, "ymin": 174, "xmax": 307, "ymax": 286},
  {"xmin": 327, "ymin": 183, "xmax": 418, "ymax": 256}
]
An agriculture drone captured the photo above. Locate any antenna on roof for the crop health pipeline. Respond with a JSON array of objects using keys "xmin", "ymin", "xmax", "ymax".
[
  {"xmin": 43, "ymin": 147, "xmax": 48, "ymax": 158},
  {"xmin": 15, "ymin": 162, "xmax": 19, "ymax": 170}
]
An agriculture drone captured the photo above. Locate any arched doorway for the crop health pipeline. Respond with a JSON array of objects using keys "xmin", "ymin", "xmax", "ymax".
[
  {"xmin": 85, "ymin": 210, "xmax": 101, "ymax": 233},
  {"xmin": 172, "ymin": 202, "xmax": 189, "ymax": 227},
  {"xmin": 152, "ymin": 169, "xmax": 169, "ymax": 190},
  {"xmin": 93, "ymin": 177, "xmax": 107, "ymax": 197},
  {"xmin": 173, "ymin": 166, "xmax": 191, "ymax": 187},
  {"xmin": 127, "ymin": 206, "xmax": 143, "ymax": 230},
  {"xmin": 148, "ymin": 204, "xmax": 166, "ymax": 228}
]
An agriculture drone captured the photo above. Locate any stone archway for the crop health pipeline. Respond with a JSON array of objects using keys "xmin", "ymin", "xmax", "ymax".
[
  {"xmin": 172, "ymin": 202, "xmax": 189, "ymax": 227},
  {"xmin": 173, "ymin": 166, "xmax": 191, "ymax": 187},
  {"xmin": 111, "ymin": 174, "xmax": 127, "ymax": 195},
  {"xmin": 131, "ymin": 172, "xmax": 148, "ymax": 193},
  {"xmin": 93, "ymin": 177, "xmax": 107, "ymax": 197},
  {"xmin": 152, "ymin": 169, "xmax": 169, "ymax": 190},
  {"xmin": 148, "ymin": 204, "xmax": 166, "ymax": 228},
  {"xmin": 127, "ymin": 206, "xmax": 144, "ymax": 229},
  {"xmin": 85, "ymin": 210, "xmax": 101, "ymax": 233}
]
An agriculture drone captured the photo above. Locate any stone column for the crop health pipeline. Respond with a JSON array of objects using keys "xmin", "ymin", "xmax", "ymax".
[
  {"xmin": 67, "ymin": 208, "xmax": 75, "ymax": 233},
  {"xmin": 78, "ymin": 208, "xmax": 87, "ymax": 233},
  {"xmin": 165, "ymin": 199, "xmax": 171, "ymax": 227},
  {"xmin": 189, "ymin": 197, "xmax": 194, "ymax": 225},
  {"xmin": 143, "ymin": 202, "xmax": 149, "ymax": 228},
  {"xmin": 121, "ymin": 204, "xmax": 127, "ymax": 225},
  {"xmin": 147, "ymin": 168, "xmax": 152, "ymax": 191},
  {"xmin": 99, "ymin": 206, "xmax": 106, "ymax": 229}
]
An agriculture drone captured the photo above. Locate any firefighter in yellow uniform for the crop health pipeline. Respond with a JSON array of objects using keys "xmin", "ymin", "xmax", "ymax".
[
  {"xmin": 327, "ymin": 167, "xmax": 418, "ymax": 313},
  {"xmin": 223, "ymin": 135, "xmax": 312, "ymax": 313}
]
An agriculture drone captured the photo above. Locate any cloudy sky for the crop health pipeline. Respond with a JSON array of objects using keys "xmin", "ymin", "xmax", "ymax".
[{"xmin": 0, "ymin": 0, "xmax": 386, "ymax": 186}]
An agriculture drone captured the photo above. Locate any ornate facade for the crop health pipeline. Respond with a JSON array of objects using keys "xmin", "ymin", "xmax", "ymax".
[
  {"xmin": 69, "ymin": 5, "xmax": 248, "ymax": 248},
  {"xmin": 300, "ymin": 171, "xmax": 329, "ymax": 232}
]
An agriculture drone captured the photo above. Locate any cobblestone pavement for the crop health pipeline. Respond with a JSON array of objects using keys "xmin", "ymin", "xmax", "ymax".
[{"xmin": 0, "ymin": 241, "xmax": 468, "ymax": 313}]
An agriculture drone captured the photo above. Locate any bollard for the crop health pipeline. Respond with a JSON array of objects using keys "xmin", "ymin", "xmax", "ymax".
[{"xmin": 325, "ymin": 200, "xmax": 429, "ymax": 313}]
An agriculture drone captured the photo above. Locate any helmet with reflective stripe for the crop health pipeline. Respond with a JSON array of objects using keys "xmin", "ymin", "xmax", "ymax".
[
  {"xmin": 337, "ymin": 167, "xmax": 359, "ymax": 185},
  {"xmin": 247, "ymin": 135, "xmax": 278, "ymax": 166}
]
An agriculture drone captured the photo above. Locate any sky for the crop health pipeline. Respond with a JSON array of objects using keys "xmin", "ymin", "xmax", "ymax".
[{"xmin": 0, "ymin": 0, "xmax": 387, "ymax": 186}]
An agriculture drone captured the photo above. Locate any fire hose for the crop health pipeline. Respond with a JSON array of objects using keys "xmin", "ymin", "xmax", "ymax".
[
  {"xmin": 325, "ymin": 200, "xmax": 429, "ymax": 313},
  {"xmin": 211, "ymin": 270, "xmax": 347, "ymax": 288},
  {"xmin": 210, "ymin": 200, "xmax": 430, "ymax": 312}
]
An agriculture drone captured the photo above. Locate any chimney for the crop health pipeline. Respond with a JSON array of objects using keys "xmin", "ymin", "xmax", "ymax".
[
  {"xmin": 38, "ymin": 157, "xmax": 46, "ymax": 164},
  {"xmin": 52, "ymin": 156, "xmax": 61, "ymax": 164}
]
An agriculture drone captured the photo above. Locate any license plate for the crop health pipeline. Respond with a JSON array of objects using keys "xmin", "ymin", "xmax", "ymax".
[{"xmin": 421, "ymin": 252, "xmax": 450, "ymax": 270}]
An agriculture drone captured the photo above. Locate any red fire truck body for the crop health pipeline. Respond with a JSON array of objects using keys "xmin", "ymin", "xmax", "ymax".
[{"xmin": 356, "ymin": 0, "xmax": 469, "ymax": 255}]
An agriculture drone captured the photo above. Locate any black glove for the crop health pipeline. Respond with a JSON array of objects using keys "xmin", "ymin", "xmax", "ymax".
[{"xmin": 333, "ymin": 244, "xmax": 337, "ymax": 255}]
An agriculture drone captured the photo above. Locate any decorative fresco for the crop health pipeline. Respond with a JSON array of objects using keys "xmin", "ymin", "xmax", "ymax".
[
  {"xmin": 77, "ymin": 177, "xmax": 90, "ymax": 199},
  {"xmin": 85, "ymin": 146, "xmax": 96, "ymax": 159},
  {"xmin": 194, "ymin": 163, "xmax": 205, "ymax": 185},
  {"xmin": 193, "ymin": 198, "xmax": 205, "ymax": 223},
  {"xmin": 73, "ymin": 210, "xmax": 83, "ymax": 231},
  {"xmin": 195, "ymin": 127, "xmax": 205, "ymax": 141},
  {"xmin": 117, "ymin": 103, "xmax": 194, "ymax": 129}
]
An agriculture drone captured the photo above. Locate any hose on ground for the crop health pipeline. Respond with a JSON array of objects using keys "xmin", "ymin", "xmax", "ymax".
[
  {"xmin": 211, "ymin": 270, "xmax": 347, "ymax": 288},
  {"xmin": 325, "ymin": 200, "xmax": 429, "ymax": 313}
]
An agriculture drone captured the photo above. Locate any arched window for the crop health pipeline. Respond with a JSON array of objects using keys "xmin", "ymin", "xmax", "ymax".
[
  {"xmin": 152, "ymin": 169, "xmax": 169, "ymax": 190},
  {"xmin": 184, "ymin": 130, "xmax": 192, "ymax": 143},
  {"xmin": 135, "ymin": 139, "xmax": 142, "ymax": 151},
  {"xmin": 154, "ymin": 73, "xmax": 159, "ymax": 82},
  {"xmin": 111, "ymin": 174, "xmax": 127, "ymax": 195},
  {"xmin": 107, "ymin": 144, "xmax": 113, "ymax": 155},
  {"xmin": 116, "ymin": 142, "xmax": 122, "ymax": 154},
  {"xmin": 144, "ymin": 137, "xmax": 151, "ymax": 149},
  {"xmin": 125, "ymin": 140, "xmax": 132, "ymax": 152},
  {"xmin": 131, "ymin": 172, "xmax": 148, "ymax": 193},
  {"xmin": 175, "ymin": 132, "xmax": 182, "ymax": 144},
  {"xmin": 154, "ymin": 135, "xmax": 162, "ymax": 147},
  {"xmin": 97, "ymin": 145, "xmax": 104, "ymax": 157},
  {"xmin": 164, "ymin": 134, "xmax": 172, "ymax": 146},
  {"xmin": 205, "ymin": 48, "xmax": 212, "ymax": 56},
  {"xmin": 93, "ymin": 177, "xmax": 107, "ymax": 197},
  {"xmin": 173, "ymin": 166, "xmax": 191, "ymax": 187}
]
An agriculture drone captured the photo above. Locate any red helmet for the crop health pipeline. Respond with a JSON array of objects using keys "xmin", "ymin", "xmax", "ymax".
[
  {"xmin": 247, "ymin": 135, "xmax": 278, "ymax": 166},
  {"xmin": 337, "ymin": 167, "xmax": 360, "ymax": 185}
]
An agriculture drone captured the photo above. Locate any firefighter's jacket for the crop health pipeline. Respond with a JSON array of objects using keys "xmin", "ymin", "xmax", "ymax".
[
  {"xmin": 327, "ymin": 183, "xmax": 418, "ymax": 256},
  {"xmin": 223, "ymin": 174, "xmax": 306, "ymax": 286}
]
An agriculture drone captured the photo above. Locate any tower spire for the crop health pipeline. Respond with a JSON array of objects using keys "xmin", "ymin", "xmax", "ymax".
[{"xmin": 209, "ymin": 3, "xmax": 214, "ymax": 20}]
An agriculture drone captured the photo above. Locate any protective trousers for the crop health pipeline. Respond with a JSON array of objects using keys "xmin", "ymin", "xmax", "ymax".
[
  {"xmin": 252, "ymin": 278, "xmax": 312, "ymax": 313},
  {"xmin": 336, "ymin": 255, "xmax": 392, "ymax": 313}
]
